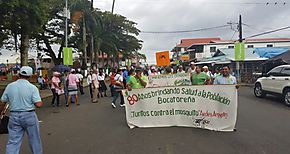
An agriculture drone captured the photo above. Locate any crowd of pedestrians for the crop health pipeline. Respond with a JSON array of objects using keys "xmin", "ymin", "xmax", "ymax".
[{"xmin": 0, "ymin": 63, "xmax": 238, "ymax": 153}]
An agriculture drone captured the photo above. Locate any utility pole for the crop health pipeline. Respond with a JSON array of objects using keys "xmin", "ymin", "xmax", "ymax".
[
  {"xmin": 65, "ymin": 0, "xmax": 68, "ymax": 48},
  {"xmin": 111, "ymin": 0, "xmax": 116, "ymax": 67},
  {"xmin": 237, "ymin": 14, "xmax": 242, "ymax": 83},
  {"xmin": 83, "ymin": 16, "xmax": 87, "ymax": 68},
  {"xmin": 90, "ymin": 0, "xmax": 94, "ymax": 67},
  {"xmin": 112, "ymin": 0, "xmax": 116, "ymax": 14}
]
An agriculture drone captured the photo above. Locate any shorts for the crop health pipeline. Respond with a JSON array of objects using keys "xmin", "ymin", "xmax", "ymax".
[{"xmin": 68, "ymin": 85, "xmax": 78, "ymax": 95}]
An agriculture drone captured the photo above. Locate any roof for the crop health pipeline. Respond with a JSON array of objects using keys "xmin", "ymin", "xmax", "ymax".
[
  {"xmin": 253, "ymin": 47, "xmax": 290, "ymax": 58},
  {"xmin": 267, "ymin": 49, "xmax": 290, "ymax": 63},
  {"xmin": 212, "ymin": 38, "xmax": 290, "ymax": 44},
  {"xmin": 197, "ymin": 48, "xmax": 268, "ymax": 64},
  {"xmin": 216, "ymin": 48, "xmax": 268, "ymax": 61},
  {"xmin": 176, "ymin": 38, "xmax": 221, "ymax": 47}
]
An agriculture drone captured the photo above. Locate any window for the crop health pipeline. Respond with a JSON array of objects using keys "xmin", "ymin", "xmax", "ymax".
[
  {"xmin": 247, "ymin": 45, "xmax": 254, "ymax": 48},
  {"xmin": 281, "ymin": 67, "xmax": 290, "ymax": 76},
  {"xmin": 268, "ymin": 67, "xmax": 283, "ymax": 76},
  {"xmin": 228, "ymin": 46, "xmax": 234, "ymax": 49},
  {"xmin": 267, "ymin": 44, "xmax": 273, "ymax": 47},
  {"xmin": 210, "ymin": 47, "xmax": 216, "ymax": 52}
]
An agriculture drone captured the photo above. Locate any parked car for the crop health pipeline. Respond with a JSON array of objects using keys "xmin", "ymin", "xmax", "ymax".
[{"xmin": 254, "ymin": 65, "xmax": 290, "ymax": 106}]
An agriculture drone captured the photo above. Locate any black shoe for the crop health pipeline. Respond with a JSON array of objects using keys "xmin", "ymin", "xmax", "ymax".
[
  {"xmin": 104, "ymin": 94, "xmax": 108, "ymax": 97},
  {"xmin": 97, "ymin": 94, "xmax": 100, "ymax": 98},
  {"xmin": 66, "ymin": 104, "xmax": 69, "ymax": 107}
]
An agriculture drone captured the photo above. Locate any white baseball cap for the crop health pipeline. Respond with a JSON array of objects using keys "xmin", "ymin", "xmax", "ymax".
[
  {"xmin": 203, "ymin": 66, "xmax": 208, "ymax": 69},
  {"xmin": 19, "ymin": 66, "xmax": 33, "ymax": 76},
  {"xmin": 190, "ymin": 62, "xmax": 195, "ymax": 65},
  {"xmin": 70, "ymin": 69, "xmax": 75, "ymax": 73}
]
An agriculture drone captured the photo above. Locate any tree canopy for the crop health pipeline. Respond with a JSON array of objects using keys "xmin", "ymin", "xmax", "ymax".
[{"xmin": 0, "ymin": 0, "xmax": 143, "ymax": 67}]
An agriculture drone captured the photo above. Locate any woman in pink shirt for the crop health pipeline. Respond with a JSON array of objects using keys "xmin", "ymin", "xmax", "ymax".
[
  {"xmin": 51, "ymin": 72, "xmax": 61, "ymax": 107},
  {"xmin": 66, "ymin": 69, "xmax": 79, "ymax": 107}
]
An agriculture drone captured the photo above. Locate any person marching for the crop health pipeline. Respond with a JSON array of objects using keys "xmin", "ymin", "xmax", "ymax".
[
  {"xmin": 66, "ymin": 69, "xmax": 80, "ymax": 107},
  {"xmin": 76, "ymin": 70, "xmax": 85, "ymax": 95},
  {"xmin": 97, "ymin": 68, "xmax": 107, "ymax": 98},
  {"xmin": 91, "ymin": 69, "xmax": 99, "ymax": 103},
  {"xmin": 177, "ymin": 65, "xmax": 185, "ymax": 74},
  {"xmin": 109, "ymin": 69, "xmax": 117, "ymax": 97},
  {"xmin": 51, "ymin": 72, "xmax": 61, "ymax": 107},
  {"xmin": 127, "ymin": 68, "xmax": 148, "ymax": 90},
  {"xmin": 87, "ymin": 70, "xmax": 94, "ymax": 100},
  {"xmin": 213, "ymin": 66, "xmax": 237, "ymax": 85},
  {"xmin": 1, "ymin": 66, "xmax": 43, "ymax": 154},
  {"xmin": 191, "ymin": 65, "xmax": 211, "ymax": 85},
  {"xmin": 187, "ymin": 62, "xmax": 196, "ymax": 73},
  {"xmin": 112, "ymin": 69, "xmax": 125, "ymax": 108}
]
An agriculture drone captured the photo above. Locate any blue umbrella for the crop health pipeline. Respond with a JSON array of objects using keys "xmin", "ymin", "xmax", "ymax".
[{"xmin": 52, "ymin": 65, "xmax": 71, "ymax": 73}]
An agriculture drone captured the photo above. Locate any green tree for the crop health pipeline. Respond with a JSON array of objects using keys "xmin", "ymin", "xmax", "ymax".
[{"xmin": 0, "ymin": 0, "xmax": 49, "ymax": 66}]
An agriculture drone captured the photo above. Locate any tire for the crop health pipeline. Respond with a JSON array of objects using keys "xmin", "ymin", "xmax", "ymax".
[
  {"xmin": 283, "ymin": 89, "xmax": 290, "ymax": 106},
  {"xmin": 254, "ymin": 83, "xmax": 266, "ymax": 98}
]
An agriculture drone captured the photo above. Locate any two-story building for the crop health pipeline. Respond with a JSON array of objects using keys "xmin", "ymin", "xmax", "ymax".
[{"xmin": 173, "ymin": 38, "xmax": 290, "ymax": 61}]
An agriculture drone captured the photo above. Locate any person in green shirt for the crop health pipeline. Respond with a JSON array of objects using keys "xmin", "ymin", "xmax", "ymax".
[
  {"xmin": 191, "ymin": 65, "xmax": 211, "ymax": 85},
  {"xmin": 127, "ymin": 68, "xmax": 148, "ymax": 90}
]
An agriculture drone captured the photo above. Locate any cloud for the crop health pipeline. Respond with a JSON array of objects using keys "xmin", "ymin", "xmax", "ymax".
[{"xmin": 94, "ymin": 0, "xmax": 290, "ymax": 64}]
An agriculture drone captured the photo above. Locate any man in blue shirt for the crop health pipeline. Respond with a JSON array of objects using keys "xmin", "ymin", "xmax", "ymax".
[{"xmin": 1, "ymin": 66, "xmax": 43, "ymax": 154}]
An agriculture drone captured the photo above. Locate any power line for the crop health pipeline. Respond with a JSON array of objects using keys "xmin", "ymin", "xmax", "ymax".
[
  {"xmin": 245, "ymin": 26, "xmax": 290, "ymax": 39},
  {"xmin": 96, "ymin": 0, "xmax": 287, "ymax": 5},
  {"xmin": 141, "ymin": 25, "xmax": 230, "ymax": 34}
]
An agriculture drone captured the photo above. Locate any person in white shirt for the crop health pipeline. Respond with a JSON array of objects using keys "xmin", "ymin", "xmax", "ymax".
[
  {"xmin": 149, "ymin": 66, "xmax": 160, "ymax": 76},
  {"xmin": 177, "ymin": 65, "xmax": 185, "ymax": 74},
  {"xmin": 97, "ymin": 68, "xmax": 107, "ymax": 98},
  {"xmin": 112, "ymin": 69, "xmax": 125, "ymax": 108},
  {"xmin": 187, "ymin": 62, "xmax": 196, "ymax": 73},
  {"xmin": 214, "ymin": 66, "xmax": 237, "ymax": 85},
  {"xmin": 203, "ymin": 66, "xmax": 213, "ymax": 79},
  {"xmin": 76, "ymin": 70, "xmax": 85, "ymax": 95},
  {"xmin": 91, "ymin": 69, "xmax": 99, "ymax": 103},
  {"xmin": 87, "ymin": 70, "xmax": 93, "ymax": 99}
]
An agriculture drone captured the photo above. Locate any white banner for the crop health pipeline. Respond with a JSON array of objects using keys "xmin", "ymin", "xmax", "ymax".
[
  {"xmin": 123, "ymin": 85, "xmax": 238, "ymax": 132},
  {"xmin": 148, "ymin": 73, "xmax": 191, "ymax": 87}
]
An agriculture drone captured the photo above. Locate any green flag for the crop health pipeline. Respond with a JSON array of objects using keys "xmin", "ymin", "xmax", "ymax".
[
  {"xmin": 235, "ymin": 42, "xmax": 245, "ymax": 61},
  {"xmin": 63, "ymin": 47, "xmax": 73, "ymax": 65}
]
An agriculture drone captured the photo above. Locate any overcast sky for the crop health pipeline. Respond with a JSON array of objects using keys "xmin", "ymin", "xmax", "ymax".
[{"xmin": 93, "ymin": 0, "xmax": 290, "ymax": 64}]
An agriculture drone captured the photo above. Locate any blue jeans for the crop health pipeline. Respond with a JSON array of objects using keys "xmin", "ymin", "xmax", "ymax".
[
  {"xmin": 6, "ymin": 111, "xmax": 42, "ymax": 154},
  {"xmin": 112, "ymin": 87, "xmax": 124, "ymax": 105}
]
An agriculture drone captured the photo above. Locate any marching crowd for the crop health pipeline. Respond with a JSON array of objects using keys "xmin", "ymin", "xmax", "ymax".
[
  {"xmin": 0, "ymin": 63, "xmax": 238, "ymax": 154},
  {"xmin": 46, "ymin": 62, "xmax": 238, "ymax": 109}
]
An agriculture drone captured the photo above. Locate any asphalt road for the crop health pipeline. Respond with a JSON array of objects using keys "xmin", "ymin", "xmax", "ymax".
[{"xmin": 1, "ymin": 87, "xmax": 290, "ymax": 154}]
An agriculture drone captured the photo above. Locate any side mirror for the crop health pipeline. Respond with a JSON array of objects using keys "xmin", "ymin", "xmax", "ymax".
[{"xmin": 264, "ymin": 73, "xmax": 270, "ymax": 77}]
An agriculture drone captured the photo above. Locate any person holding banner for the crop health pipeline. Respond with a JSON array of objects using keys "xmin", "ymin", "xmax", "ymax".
[
  {"xmin": 191, "ymin": 66, "xmax": 211, "ymax": 85},
  {"xmin": 214, "ymin": 66, "xmax": 237, "ymax": 85},
  {"xmin": 127, "ymin": 68, "xmax": 148, "ymax": 90}
]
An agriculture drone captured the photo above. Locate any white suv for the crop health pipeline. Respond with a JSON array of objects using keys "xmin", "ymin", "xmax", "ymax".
[{"xmin": 254, "ymin": 65, "xmax": 290, "ymax": 106}]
